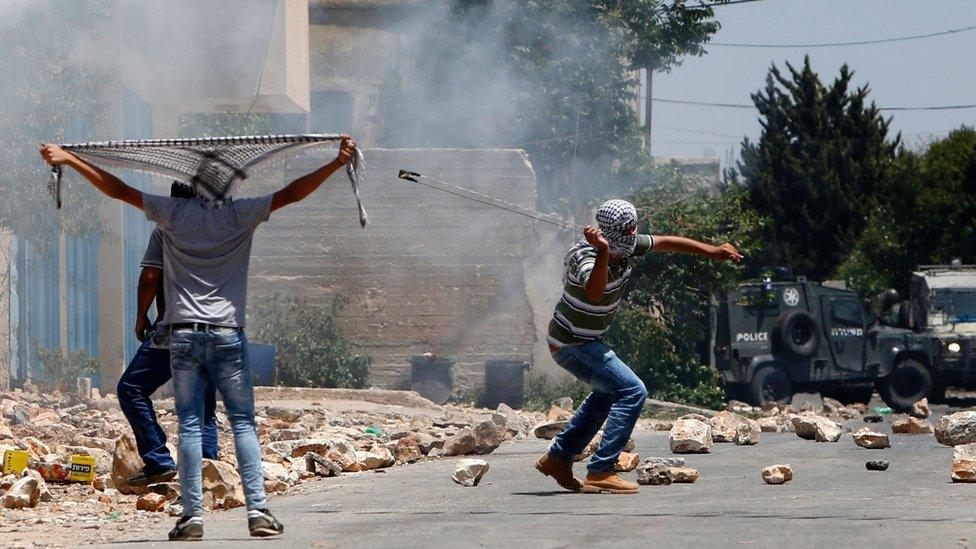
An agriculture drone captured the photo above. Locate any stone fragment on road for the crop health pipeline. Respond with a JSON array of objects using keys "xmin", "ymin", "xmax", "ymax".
[
  {"xmin": 865, "ymin": 460, "xmax": 889, "ymax": 471},
  {"xmin": 735, "ymin": 420, "xmax": 761, "ymax": 445},
  {"xmin": 669, "ymin": 416, "xmax": 712, "ymax": 454},
  {"xmin": 668, "ymin": 467, "xmax": 699, "ymax": 483},
  {"xmin": 304, "ymin": 452, "xmax": 342, "ymax": 477},
  {"xmin": 23, "ymin": 469, "xmax": 51, "ymax": 502},
  {"xmin": 936, "ymin": 411, "xmax": 976, "ymax": 446},
  {"xmin": 1, "ymin": 476, "xmax": 39, "ymax": 509},
  {"xmin": 641, "ymin": 457, "xmax": 686, "ymax": 469},
  {"xmin": 853, "ymin": 429, "xmax": 891, "ymax": 449},
  {"xmin": 356, "ymin": 447, "xmax": 395, "ymax": 470},
  {"xmin": 709, "ymin": 411, "xmax": 748, "ymax": 443},
  {"xmin": 111, "ymin": 434, "xmax": 146, "ymax": 495},
  {"xmin": 202, "ymin": 459, "xmax": 245, "ymax": 510},
  {"xmin": 452, "ymin": 459, "xmax": 489, "ymax": 487},
  {"xmin": 893, "ymin": 416, "xmax": 934, "ymax": 435},
  {"xmin": 136, "ymin": 492, "xmax": 168, "ymax": 512},
  {"xmin": 637, "ymin": 465, "xmax": 672, "ymax": 485},
  {"xmin": 533, "ymin": 421, "xmax": 569, "ymax": 440},
  {"xmin": 443, "ymin": 421, "xmax": 508, "ymax": 456},
  {"xmin": 910, "ymin": 398, "xmax": 931, "ymax": 419},
  {"xmin": 614, "ymin": 452, "xmax": 639, "ymax": 472},
  {"xmin": 791, "ymin": 415, "xmax": 842, "ymax": 442},
  {"xmin": 762, "ymin": 464, "xmax": 793, "ymax": 485},
  {"xmin": 952, "ymin": 458, "xmax": 976, "ymax": 482}
]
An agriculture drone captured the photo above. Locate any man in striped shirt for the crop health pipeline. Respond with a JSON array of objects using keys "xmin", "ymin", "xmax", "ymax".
[{"xmin": 536, "ymin": 199, "xmax": 741, "ymax": 494}]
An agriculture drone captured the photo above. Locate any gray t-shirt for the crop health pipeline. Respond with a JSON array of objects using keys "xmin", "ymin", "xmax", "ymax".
[
  {"xmin": 143, "ymin": 193, "xmax": 273, "ymax": 328},
  {"xmin": 140, "ymin": 228, "xmax": 164, "ymax": 269}
]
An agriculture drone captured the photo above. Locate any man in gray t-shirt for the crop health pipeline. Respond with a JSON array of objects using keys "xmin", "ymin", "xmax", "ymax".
[{"xmin": 41, "ymin": 136, "xmax": 357, "ymax": 541}]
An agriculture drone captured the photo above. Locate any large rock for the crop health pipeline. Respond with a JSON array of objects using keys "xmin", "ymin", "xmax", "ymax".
[
  {"xmin": 668, "ymin": 466, "xmax": 699, "ymax": 483},
  {"xmin": 452, "ymin": 459, "xmax": 490, "ymax": 487},
  {"xmin": 356, "ymin": 447, "xmax": 395, "ymax": 470},
  {"xmin": 443, "ymin": 421, "xmax": 508, "ymax": 456},
  {"xmin": 533, "ymin": 421, "xmax": 569, "ymax": 440},
  {"xmin": 853, "ymin": 429, "xmax": 891, "ymax": 449},
  {"xmin": 1, "ymin": 477, "xmax": 39, "ymax": 509},
  {"xmin": 910, "ymin": 398, "xmax": 931, "ymax": 419},
  {"xmin": 893, "ymin": 416, "xmax": 934, "ymax": 435},
  {"xmin": 735, "ymin": 420, "xmax": 761, "ymax": 445},
  {"xmin": 23, "ymin": 469, "xmax": 52, "ymax": 502},
  {"xmin": 637, "ymin": 465, "xmax": 672, "ymax": 485},
  {"xmin": 954, "ymin": 443, "xmax": 976, "ymax": 460},
  {"xmin": 111, "ymin": 434, "xmax": 147, "ymax": 495},
  {"xmin": 762, "ymin": 464, "xmax": 793, "ymax": 485},
  {"xmin": 614, "ymin": 452, "xmax": 640, "ymax": 472},
  {"xmin": 709, "ymin": 411, "xmax": 750, "ymax": 443},
  {"xmin": 791, "ymin": 415, "xmax": 843, "ymax": 442},
  {"xmin": 202, "ymin": 459, "xmax": 245, "ymax": 510},
  {"xmin": 936, "ymin": 411, "xmax": 976, "ymax": 446},
  {"xmin": 952, "ymin": 459, "xmax": 976, "ymax": 483},
  {"xmin": 392, "ymin": 437, "xmax": 423, "ymax": 464},
  {"xmin": 756, "ymin": 416, "xmax": 792, "ymax": 433},
  {"xmin": 669, "ymin": 417, "xmax": 712, "ymax": 454},
  {"xmin": 136, "ymin": 492, "xmax": 168, "ymax": 512}
]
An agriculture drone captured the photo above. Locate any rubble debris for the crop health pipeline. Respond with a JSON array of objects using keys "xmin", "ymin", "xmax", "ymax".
[
  {"xmin": 136, "ymin": 492, "xmax": 168, "ymax": 512},
  {"xmin": 936, "ymin": 411, "xmax": 976, "ymax": 446},
  {"xmin": 791, "ymin": 415, "xmax": 843, "ymax": 442},
  {"xmin": 637, "ymin": 465, "xmax": 672, "ymax": 485},
  {"xmin": 735, "ymin": 421, "xmax": 761, "ymax": 445},
  {"xmin": 24, "ymin": 469, "xmax": 52, "ymax": 502},
  {"xmin": 952, "ymin": 459, "xmax": 976, "ymax": 483},
  {"xmin": 668, "ymin": 467, "xmax": 699, "ymax": 483},
  {"xmin": 202, "ymin": 459, "xmax": 245, "ymax": 510},
  {"xmin": 546, "ymin": 405, "xmax": 572, "ymax": 422},
  {"xmin": 642, "ymin": 457, "xmax": 686, "ymax": 469},
  {"xmin": 355, "ymin": 447, "xmax": 395, "ymax": 470},
  {"xmin": 614, "ymin": 452, "xmax": 640, "ymax": 472},
  {"xmin": 852, "ymin": 429, "xmax": 891, "ymax": 449},
  {"xmin": 451, "ymin": 459, "xmax": 490, "ymax": 487},
  {"xmin": 304, "ymin": 453, "xmax": 342, "ymax": 477},
  {"xmin": 761, "ymin": 464, "xmax": 793, "ymax": 485},
  {"xmin": 865, "ymin": 460, "xmax": 889, "ymax": 471},
  {"xmin": 111, "ymin": 434, "xmax": 146, "ymax": 495},
  {"xmin": 669, "ymin": 416, "xmax": 713, "ymax": 454},
  {"xmin": 709, "ymin": 411, "xmax": 749, "ymax": 443},
  {"xmin": 533, "ymin": 421, "xmax": 569, "ymax": 440},
  {"xmin": 892, "ymin": 416, "xmax": 934, "ymax": 436},
  {"xmin": 2, "ymin": 476, "xmax": 39, "ymax": 509},
  {"xmin": 443, "ymin": 421, "xmax": 508, "ymax": 456},
  {"xmin": 756, "ymin": 416, "xmax": 792, "ymax": 433},
  {"xmin": 910, "ymin": 398, "xmax": 931, "ymax": 419}
]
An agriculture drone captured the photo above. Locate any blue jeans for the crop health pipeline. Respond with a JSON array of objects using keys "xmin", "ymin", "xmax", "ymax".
[
  {"xmin": 170, "ymin": 328, "xmax": 267, "ymax": 517},
  {"xmin": 548, "ymin": 342, "xmax": 648, "ymax": 473},
  {"xmin": 117, "ymin": 341, "xmax": 218, "ymax": 470}
]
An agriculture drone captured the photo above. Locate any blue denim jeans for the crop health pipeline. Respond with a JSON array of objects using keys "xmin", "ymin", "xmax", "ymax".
[
  {"xmin": 170, "ymin": 327, "xmax": 267, "ymax": 517},
  {"xmin": 117, "ymin": 341, "xmax": 218, "ymax": 470},
  {"xmin": 548, "ymin": 342, "xmax": 648, "ymax": 473}
]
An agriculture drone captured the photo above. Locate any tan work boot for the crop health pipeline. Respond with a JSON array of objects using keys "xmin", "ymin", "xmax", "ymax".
[
  {"xmin": 535, "ymin": 454, "xmax": 583, "ymax": 492},
  {"xmin": 582, "ymin": 471, "xmax": 639, "ymax": 494}
]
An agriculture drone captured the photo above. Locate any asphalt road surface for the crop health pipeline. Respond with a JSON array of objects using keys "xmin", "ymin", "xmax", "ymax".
[{"xmin": 104, "ymin": 422, "xmax": 976, "ymax": 549}]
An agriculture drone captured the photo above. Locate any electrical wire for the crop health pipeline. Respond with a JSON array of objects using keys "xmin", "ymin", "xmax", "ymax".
[
  {"xmin": 711, "ymin": 24, "xmax": 976, "ymax": 48},
  {"xmin": 653, "ymin": 97, "xmax": 976, "ymax": 111}
]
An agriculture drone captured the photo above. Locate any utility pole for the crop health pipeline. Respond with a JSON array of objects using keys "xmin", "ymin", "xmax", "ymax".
[{"xmin": 643, "ymin": 69, "xmax": 653, "ymax": 155}]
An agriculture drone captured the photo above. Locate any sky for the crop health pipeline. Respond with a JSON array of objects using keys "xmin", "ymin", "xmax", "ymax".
[{"xmin": 652, "ymin": 0, "xmax": 974, "ymax": 167}]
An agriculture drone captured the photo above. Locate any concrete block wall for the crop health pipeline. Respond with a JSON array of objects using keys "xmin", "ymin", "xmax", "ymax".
[{"xmin": 245, "ymin": 148, "xmax": 541, "ymax": 391}]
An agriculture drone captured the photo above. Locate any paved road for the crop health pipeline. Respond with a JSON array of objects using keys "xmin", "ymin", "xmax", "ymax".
[{"xmin": 105, "ymin": 425, "xmax": 976, "ymax": 549}]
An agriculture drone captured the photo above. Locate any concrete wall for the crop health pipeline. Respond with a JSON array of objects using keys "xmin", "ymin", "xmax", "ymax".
[{"xmin": 244, "ymin": 148, "xmax": 548, "ymax": 390}]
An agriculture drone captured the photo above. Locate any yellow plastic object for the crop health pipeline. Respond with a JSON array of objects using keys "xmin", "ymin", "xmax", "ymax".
[{"xmin": 2, "ymin": 449, "xmax": 95, "ymax": 483}]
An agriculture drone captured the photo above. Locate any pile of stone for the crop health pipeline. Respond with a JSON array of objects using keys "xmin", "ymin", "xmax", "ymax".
[{"xmin": 636, "ymin": 457, "xmax": 698, "ymax": 486}]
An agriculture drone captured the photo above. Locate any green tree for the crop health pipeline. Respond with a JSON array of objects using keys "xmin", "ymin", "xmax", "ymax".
[
  {"xmin": 736, "ymin": 56, "xmax": 899, "ymax": 280},
  {"xmin": 375, "ymin": 0, "xmax": 718, "ymax": 211},
  {"xmin": 604, "ymin": 167, "xmax": 768, "ymax": 408},
  {"xmin": 249, "ymin": 295, "xmax": 371, "ymax": 389},
  {"xmin": 838, "ymin": 127, "xmax": 976, "ymax": 297}
]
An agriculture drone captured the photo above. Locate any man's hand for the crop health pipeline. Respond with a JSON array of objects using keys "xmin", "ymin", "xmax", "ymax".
[
  {"xmin": 336, "ymin": 136, "xmax": 357, "ymax": 166},
  {"xmin": 710, "ymin": 243, "xmax": 743, "ymax": 263},
  {"xmin": 39, "ymin": 144, "xmax": 76, "ymax": 166},
  {"xmin": 135, "ymin": 314, "xmax": 152, "ymax": 343},
  {"xmin": 583, "ymin": 225, "xmax": 609, "ymax": 252}
]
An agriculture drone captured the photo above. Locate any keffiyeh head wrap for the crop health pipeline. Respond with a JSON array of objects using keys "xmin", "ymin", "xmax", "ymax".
[{"xmin": 595, "ymin": 199, "xmax": 639, "ymax": 258}]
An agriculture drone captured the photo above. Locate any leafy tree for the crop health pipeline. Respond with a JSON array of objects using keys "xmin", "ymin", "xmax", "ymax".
[
  {"xmin": 249, "ymin": 295, "xmax": 371, "ymax": 389},
  {"xmin": 35, "ymin": 348, "xmax": 100, "ymax": 392},
  {"xmin": 838, "ymin": 127, "xmax": 976, "ymax": 297},
  {"xmin": 736, "ymin": 56, "xmax": 899, "ymax": 280},
  {"xmin": 375, "ymin": 0, "xmax": 719, "ymax": 211},
  {"xmin": 604, "ymin": 166, "xmax": 768, "ymax": 408}
]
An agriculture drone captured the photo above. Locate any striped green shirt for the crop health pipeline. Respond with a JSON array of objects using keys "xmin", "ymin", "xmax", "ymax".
[{"xmin": 547, "ymin": 235, "xmax": 654, "ymax": 348}]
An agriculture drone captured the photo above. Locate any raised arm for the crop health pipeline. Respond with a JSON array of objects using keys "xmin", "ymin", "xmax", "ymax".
[
  {"xmin": 39, "ymin": 144, "xmax": 143, "ymax": 210},
  {"xmin": 652, "ymin": 235, "xmax": 742, "ymax": 262},
  {"xmin": 583, "ymin": 226, "xmax": 611, "ymax": 301},
  {"xmin": 134, "ymin": 266, "xmax": 162, "ymax": 342},
  {"xmin": 270, "ymin": 136, "xmax": 356, "ymax": 213}
]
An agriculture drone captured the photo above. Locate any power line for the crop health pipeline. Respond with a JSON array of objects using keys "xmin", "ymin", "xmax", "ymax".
[
  {"xmin": 711, "ymin": 24, "xmax": 976, "ymax": 48},
  {"xmin": 685, "ymin": 0, "xmax": 766, "ymax": 9},
  {"xmin": 653, "ymin": 97, "xmax": 976, "ymax": 111}
]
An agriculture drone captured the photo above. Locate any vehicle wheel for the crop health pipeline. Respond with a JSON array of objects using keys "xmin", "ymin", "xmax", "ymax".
[
  {"xmin": 879, "ymin": 358, "xmax": 932, "ymax": 412},
  {"xmin": 824, "ymin": 387, "xmax": 875, "ymax": 405},
  {"xmin": 749, "ymin": 366, "xmax": 794, "ymax": 406},
  {"xmin": 772, "ymin": 309, "xmax": 821, "ymax": 360}
]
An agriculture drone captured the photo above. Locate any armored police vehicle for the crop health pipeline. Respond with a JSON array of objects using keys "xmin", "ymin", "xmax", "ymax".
[{"xmin": 715, "ymin": 265, "xmax": 976, "ymax": 410}]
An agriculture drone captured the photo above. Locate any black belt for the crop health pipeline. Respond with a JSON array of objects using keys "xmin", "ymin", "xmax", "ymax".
[{"xmin": 170, "ymin": 323, "xmax": 241, "ymax": 333}]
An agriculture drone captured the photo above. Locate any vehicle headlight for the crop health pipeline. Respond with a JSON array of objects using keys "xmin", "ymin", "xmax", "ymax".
[{"xmin": 947, "ymin": 342, "xmax": 962, "ymax": 354}]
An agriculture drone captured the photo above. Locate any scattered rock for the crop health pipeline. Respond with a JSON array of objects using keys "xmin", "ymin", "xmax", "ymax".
[
  {"xmin": 709, "ymin": 411, "xmax": 750, "ymax": 443},
  {"xmin": 637, "ymin": 465, "xmax": 672, "ymax": 485},
  {"xmin": 641, "ymin": 457, "xmax": 686, "ymax": 469},
  {"xmin": 735, "ymin": 420, "xmax": 761, "ymax": 445},
  {"xmin": 762, "ymin": 464, "xmax": 793, "ymax": 485},
  {"xmin": 649, "ymin": 421, "xmax": 673, "ymax": 431},
  {"xmin": 533, "ymin": 421, "xmax": 569, "ymax": 440},
  {"xmin": 909, "ymin": 398, "xmax": 931, "ymax": 419},
  {"xmin": 392, "ymin": 437, "xmax": 423, "ymax": 463},
  {"xmin": 1, "ymin": 476, "xmax": 39, "ymax": 509},
  {"xmin": 136, "ymin": 492, "xmax": 168, "ymax": 512},
  {"xmin": 893, "ymin": 416, "xmax": 934, "ymax": 436},
  {"xmin": 0, "ymin": 474, "xmax": 16, "ymax": 490},
  {"xmin": 791, "ymin": 415, "xmax": 843, "ymax": 442},
  {"xmin": 614, "ymin": 452, "xmax": 640, "ymax": 472},
  {"xmin": 111, "ymin": 434, "xmax": 146, "ymax": 495},
  {"xmin": 866, "ymin": 460, "xmax": 889, "ymax": 471},
  {"xmin": 452, "ymin": 459, "xmax": 490, "ymax": 487},
  {"xmin": 952, "ymin": 458, "xmax": 976, "ymax": 483},
  {"xmin": 669, "ymin": 417, "xmax": 712, "ymax": 454},
  {"xmin": 668, "ymin": 466, "xmax": 699, "ymax": 483},
  {"xmin": 356, "ymin": 447, "xmax": 395, "ymax": 470},
  {"xmin": 304, "ymin": 452, "xmax": 342, "ymax": 477},
  {"xmin": 954, "ymin": 443, "xmax": 976, "ymax": 460},
  {"xmin": 202, "ymin": 459, "xmax": 245, "ymax": 510},
  {"xmin": 756, "ymin": 416, "xmax": 791, "ymax": 433},
  {"xmin": 444, "ymin": 422, "xmax": 508, "ymax": 456},
  {"xmin": 853, "ymin": 429, "xmax": 891, "ymax": 449},
  {"xmin": 936, "ymin": 411, "xmax": 976, "ymax": 446},
  {"xmin": 23, "ymin": 469, "xmax": 51, "ymax": 502},
  {"xmin": 546, "ymin": 405, "xmax": 572, "ymax": 422}
]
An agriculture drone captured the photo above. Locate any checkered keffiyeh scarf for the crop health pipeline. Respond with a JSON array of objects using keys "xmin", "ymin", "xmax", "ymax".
[
  {"xmin": 47, "ymin": 134, "xmax": 368, "ymax": 227},
  {"xmin": 563, "ymin": 198, "xmax": 640, "ymax": 271}
]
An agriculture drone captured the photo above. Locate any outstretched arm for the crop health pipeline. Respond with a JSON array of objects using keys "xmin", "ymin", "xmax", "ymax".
[
  {"xmin": 270, "ymin": 136, "xmax": 357, "ymax": 213},
  {"xmin": 39, "ymin": 144, "xmax": 143, "ymax": 210},
  {"xmin": 652, "ymin": 236, "xmax": 743, "ymax": 262}
]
